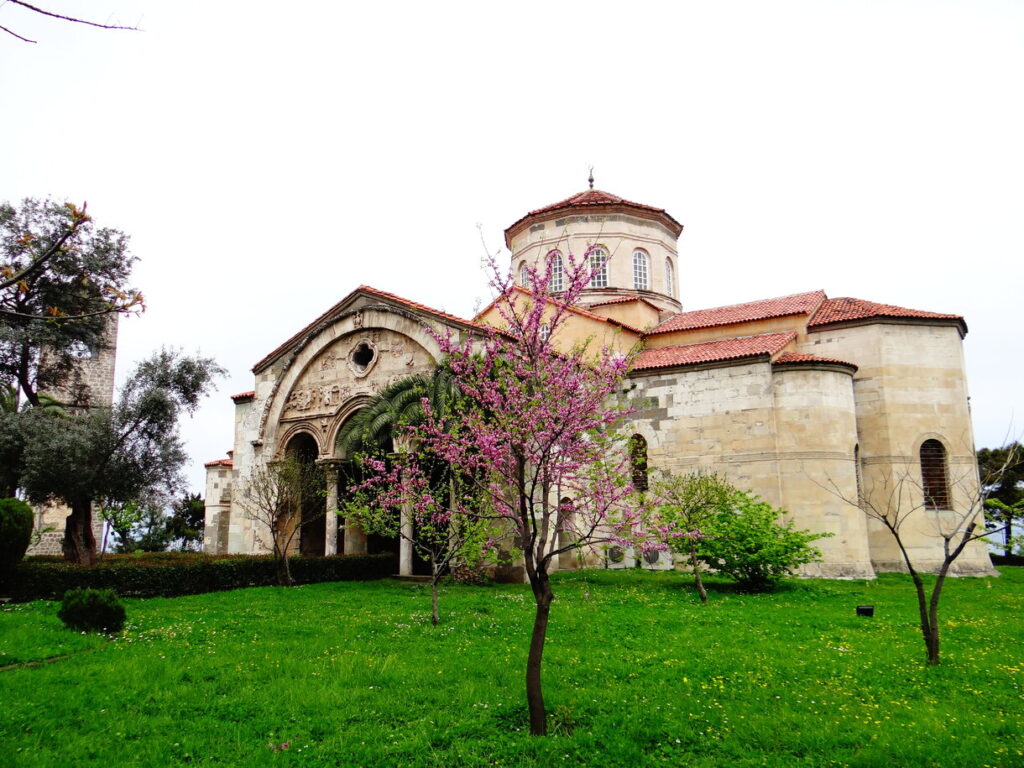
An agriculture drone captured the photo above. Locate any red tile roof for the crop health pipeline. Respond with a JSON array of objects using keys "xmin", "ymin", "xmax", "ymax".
[
  {"xmin": 504, "ymin": 188, "xmax": 683, "ymax": 246},
  {"xmin": 773, "ymin": 352, "xmax": 857, "ymax": 371},
  {"xmin": 253, "ymin": 285, "xmax": 487, "ymax": 373},
  {"xmin": 587, "ymin": 295, "xmax": 665, "ymax": 312},
  {"xmin": 475, "ymin": 286, "xmax": 645, "ymax": 335},
  {"xmin": 589, "ymin": 295, "xmax": 644, "ymax": 307},
  {"xmin": 230, "ymin": 391, "xmax": 255, "ymax": 402},
  {"xmin": 648, "ymin": 291, "xmax": 826, "ymax": 336},
  {"xmin": 204, "ymin": 458, "xmax": 233, "ymax": 468},
  {"xmin": 632, "ymin": 332, "xmax": 796, "ymax": 371},
  {"xmin": 809, "ymin": 297, "xmax": 966, "ymax": 332}
]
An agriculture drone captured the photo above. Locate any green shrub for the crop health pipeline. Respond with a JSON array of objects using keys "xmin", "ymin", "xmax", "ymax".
[
  {"xmin": 700, "ymin": 492, "xmax": 830, "ymax": 591},
  {"xmin": 3, "ymin": 552, "xmax": 397, "ymax": 601},
  {"xmin": 0, "ymin": 497, "xmax": 34, "ymax": 575},
  {"xmin": 58, "ymin": 587, "xmax": 126, "ymax": 633}
]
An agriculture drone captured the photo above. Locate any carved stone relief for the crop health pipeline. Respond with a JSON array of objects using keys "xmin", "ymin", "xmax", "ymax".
[{"xmin": 282, "ymin": 329, "xmax": 433, "ymax": 420}]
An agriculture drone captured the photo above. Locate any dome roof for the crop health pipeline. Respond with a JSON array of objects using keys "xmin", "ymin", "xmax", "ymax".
[{"xmin": 504, "ymin": 188, "xmax": 682, "ymax": 248}]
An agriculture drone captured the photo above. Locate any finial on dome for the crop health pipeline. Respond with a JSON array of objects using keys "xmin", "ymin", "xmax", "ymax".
[{"xmin": 588, "ymin": 166, "xmax": 594, "ymax": 190}]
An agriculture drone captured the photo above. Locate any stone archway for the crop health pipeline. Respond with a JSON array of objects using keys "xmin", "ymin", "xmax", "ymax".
[
  {"xmin": 333, "ymin": 408, "xmax": 431, "ymax": 575},
  {"xmin": 285, "ymin": 432, "xmax": 325, "ymax": 557}
]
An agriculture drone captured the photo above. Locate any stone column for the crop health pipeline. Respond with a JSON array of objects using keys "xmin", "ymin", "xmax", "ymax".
[
  {"xmin": 399, "ymin": 503, "xmax": 413, "ymax": 576},
  {"xmin": 324, "ymin": 464, "xmax": 338, "ymax": 555}
]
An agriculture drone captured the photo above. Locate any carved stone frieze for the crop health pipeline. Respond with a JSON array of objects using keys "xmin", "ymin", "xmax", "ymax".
[{"xmin": 281, "ymin": 329, "xmax": 433, "ymax": 420}]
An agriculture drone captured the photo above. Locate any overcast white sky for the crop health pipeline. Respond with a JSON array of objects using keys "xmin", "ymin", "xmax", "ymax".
[{"xmin": 2, "ymin": 0, "xmax": 1022, "ymax": 495}]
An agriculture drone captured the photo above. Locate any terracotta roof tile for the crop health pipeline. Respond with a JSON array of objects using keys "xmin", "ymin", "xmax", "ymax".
[
  {"xmin": 809, "ymin": 297, "xmax": 965, "ymax": 329},
  {"xmin": 204, "ymin": 458, "xmax": 233, "ymax": 468},
  {"xmin": 648, "ymin": 291, "xmax": 826, "ymax": 336},
  {"xmin": 253, "ymin": 286, "xmax": 487, "ymax": 373},
  {"xmin": 589, "ymin": 295, "xmax": 643, "ymax": 307},
  {"xmin": 504, "ymin": 188, "xmax": 683, "ymax": 246},
  {"xmin": 475, "ymin": 286, "xmax": 645, "ymax": 335},
  {"xmin": 632, "ymin": 332, "xmax": 796, "ymax": 371},
  {"xmin": 773, "ymin": 352, "xmax": 857, "ymax": 371},
  {"xmin": 528, "ymin": 189, "xmax": 666, "ymax": 217},
  {"xmin": 230, "ymin": 391, "xmax": 255, "ymax": 402}
]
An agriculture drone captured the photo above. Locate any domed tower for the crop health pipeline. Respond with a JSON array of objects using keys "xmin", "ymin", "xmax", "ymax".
[{"xmin": 504, "ymin": 182, "xmax": 683, "ymax": 315}]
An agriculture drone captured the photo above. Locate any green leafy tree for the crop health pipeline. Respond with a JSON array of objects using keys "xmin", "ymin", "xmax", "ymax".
[
  {"xmin": 99, "ymin": 499, "xmax": 143, "ymax": 558},
  {"xmin": 166, "ymin": 493, "xmax": 206, "ymax": 551},
  {"xmin": 978, "ymin": 443, "xmax": 1024, "ymax": 556},
  {"xmin": 17, "ymin": 349, "xmax": 222, "ymax": 565},
  {"xmin": 0, "ymin": 496, "xmax": 33, "ymax": 574},
  {"xmin": 1, "ymin": 198, "xmax": 143, "ymax": 409},
  {"xmin": 654, "ymin": 471, "xmax": 736, "ymax": 603},
  {"xmin": 698, "ymin": 492, "xmax": 829, "ymax": 592}
]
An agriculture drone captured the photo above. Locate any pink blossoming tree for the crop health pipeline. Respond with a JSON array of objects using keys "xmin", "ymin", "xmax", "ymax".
[
  {"xmin": 369, "ymin": 250, "xmax": 662, "ymax": 735},
  {"xmin": 346, "ymin": 452, "xmax": 499, "ymax": 625}
]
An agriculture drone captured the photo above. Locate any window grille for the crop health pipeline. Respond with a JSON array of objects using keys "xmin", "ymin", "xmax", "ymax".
[
  {"xmin": 920, "ymin": 439, "xmax": 950, "ymax": 510},
  {"xmin": 633, "ymin": 249, "xmax": 649, "ymax": 290},
  {"xmin": 629, "ymin": 434, "xmax": 648, "ymax": 492},
  {"xmin": 548, "ymin": 250, "xmax": 564, "ymax": 293},
  {"xmin": 588, "ymin": 246, "xmax": 608, "ymax": 288}
]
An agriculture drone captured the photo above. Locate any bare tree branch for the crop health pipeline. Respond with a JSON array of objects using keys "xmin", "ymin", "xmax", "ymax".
[
  {"xmin": 2, "ymin": 1, "xmax": 139, "ymax": 43},
  {"xmin": 0, "ymin": 21, "xmax": 35, "ymax": 42}
]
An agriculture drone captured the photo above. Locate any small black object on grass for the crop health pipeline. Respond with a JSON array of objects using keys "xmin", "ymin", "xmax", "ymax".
[{"xmin": 856, "ymin": 605, "xmax": 874, "ymax": 617}]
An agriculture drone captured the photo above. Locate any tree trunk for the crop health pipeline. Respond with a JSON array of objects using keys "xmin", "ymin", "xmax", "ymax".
[
  {"xmin": 924, "ymin": 569, "xmax": 949, "ymax": 666},
  {"xmin": 689, "ymin": 543, "xmax": 707, "ymax": 604},
  {"xmin": 909, "ymin": 571, "xmax": 940, "ymax": 665},
  {"xmin": 526, "ymin": 575, "xmax": 553, "ymax": 736},
  {"xmin": 282, "ymin": 554, "xmax": 293, "ymax": 587},
  {"xmin": 62, "ymin": 498, "xmax": 96, "ymax": 565},
  {"xmin": 431, "ymin": 580, "xmax": 440, "ymax": 626}
]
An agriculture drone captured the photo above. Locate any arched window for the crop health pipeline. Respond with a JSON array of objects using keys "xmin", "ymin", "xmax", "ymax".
[
  {"xmin": 854, "ymin": 444, "xmax": 863, "ymax": 506},
  {"xmin": 588, "ymin": 246, "xmax": 608, "ymax": 289},
  {"xmin": 519, "ymin": 262, "xmax": 529, "ymax": 287},
  {"xmin": 920, "ymin": 439, "xmax": 950, "ymax": 510},
  {"xmin": 633, "ymin": 249, "xmax": 649, "ymax": 290},
  {"xmin": 665, "ymin": 258, "xmax": 675, "ymax": 297},
  {"xmin": 547, "ymin": 250, "xmax": 564, "ymax": 293},
  {"xmin": 539, "ymin": 323, "xmax": 550, "ymax": 341},
  {"xmin": 629, "ymin": 434, "xmax": 648, "ymax": 492}
]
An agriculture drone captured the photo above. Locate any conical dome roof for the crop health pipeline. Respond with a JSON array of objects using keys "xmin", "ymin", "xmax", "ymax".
[{"xmin": 504, "ymin": 188, "xmax": 682, "ymax": 248}]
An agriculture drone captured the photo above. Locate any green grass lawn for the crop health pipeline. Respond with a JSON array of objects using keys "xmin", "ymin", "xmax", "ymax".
[{"xmin": 1, "ymin": 568, "xmax": 1022, "ymax": 768}]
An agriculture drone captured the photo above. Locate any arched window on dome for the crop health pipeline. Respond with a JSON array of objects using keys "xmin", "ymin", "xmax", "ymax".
[
  {"xmin": 633, "ymin": 249, "xmax": 650, "ymax": 291},
  {"xmin": 665, "ymin": 257, "xmax": 675, "ymax": 297},
  {"xmin": 547, "ymin": 250, "xmax": 564, "ymax": 293},
  {"xmin": 588, "ymin": 246, "xmax": 608, "ymax": 289},
  {"xmin": 920, "ymin": 439, "xmax": 950, "ymax": 510},
  {"xmin": 519, "ymin": 261, "xmax": 529, "ymax": 287}
]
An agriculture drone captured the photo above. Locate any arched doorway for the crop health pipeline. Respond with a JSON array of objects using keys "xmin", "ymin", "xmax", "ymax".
[
  {"xmin": 334, "ymin": 410, "xmax": 430, "ymax": 575},
  {"xmin": 285, "ymin": 432, "xmax": 325, "ymax": 557}
]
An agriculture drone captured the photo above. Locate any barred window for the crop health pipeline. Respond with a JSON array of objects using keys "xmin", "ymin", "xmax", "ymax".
[
  {"xmin": 588, "ymin": 246, "xmax": 608, "ymax": 288},
  {"xmin": 629, "ymin": 434, "xmax": 649, "ymax": 492},
  {"xmin": 519, "ymin": 262, "xmax": 529, "ymax": 287},
  {"xmin": 920, "ymin": 439, "xmax": 950, "ymax": 510},
  {"xmin": 548, "ymin": 250, "xmax": 564, "ymax": 293},
  {"xmin": 633, "ymin": 249, "xmax": 649, "ymax": 290},
  {"xmin": 665, "ymin": 258, "xmax": 675, "ymax": 297},
  {"xmin": 854, "ymin": 444, "xmax": 863, "ymax": 506}
]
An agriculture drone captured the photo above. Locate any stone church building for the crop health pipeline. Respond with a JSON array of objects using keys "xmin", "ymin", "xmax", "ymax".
[{"xmin": 204, "ymin": 186, "xmax": 994, "ymax": 578}]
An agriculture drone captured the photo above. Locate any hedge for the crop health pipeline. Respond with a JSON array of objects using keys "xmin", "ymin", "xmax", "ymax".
[{"xmin": 0, "ymin": 552, "xmax": 397, "ymax": 602}]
